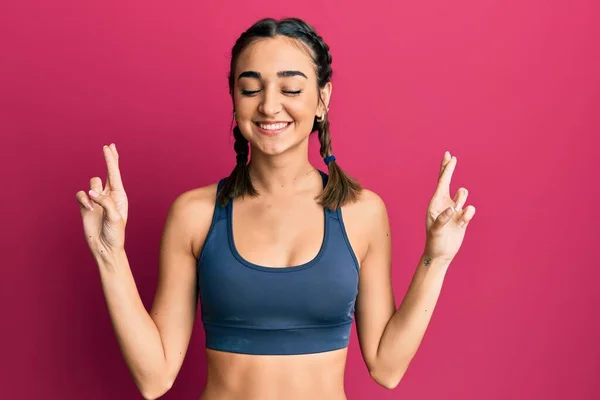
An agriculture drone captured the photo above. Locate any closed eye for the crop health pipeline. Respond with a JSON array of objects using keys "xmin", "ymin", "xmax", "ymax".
[
  {"xmin": 240, "ymin": 89, "xmax": 303, "ymax": 97},
  {"xmin": 241, "ymin": 89, "xmax": 261, "ymax": 96}
]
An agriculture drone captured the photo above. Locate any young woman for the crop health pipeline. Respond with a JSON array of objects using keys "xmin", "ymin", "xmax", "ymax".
[{"xmin": 76, "ymin": 17, "xmax": 475, "ymax": 400}]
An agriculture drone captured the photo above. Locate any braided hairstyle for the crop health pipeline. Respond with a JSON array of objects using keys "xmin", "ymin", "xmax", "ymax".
[{"xmin": 217, "ymin": 17, "xmax": 362, "ymax": 210}]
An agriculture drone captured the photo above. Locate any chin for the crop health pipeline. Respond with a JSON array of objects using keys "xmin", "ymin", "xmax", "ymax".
[
  {"xmin": 252, "ymin": 141, "xmax": 293, "ymax": 156},
  {"xmin": 247, "ymin": 126, "xmax": 292, "ymax": 150}
]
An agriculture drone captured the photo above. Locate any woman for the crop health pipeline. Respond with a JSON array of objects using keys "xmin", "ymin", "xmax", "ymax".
[{"xmin": 76, "ymin": 17, "xmax": 475, "ymax": 400}]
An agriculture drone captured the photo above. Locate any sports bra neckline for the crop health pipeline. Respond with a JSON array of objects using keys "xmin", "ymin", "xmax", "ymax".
[{"xmin": 224, "ymin": 169, "xmax": 331, "ymax": 273}]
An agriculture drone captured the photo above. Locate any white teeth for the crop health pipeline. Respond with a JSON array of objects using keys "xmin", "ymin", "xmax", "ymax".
[{"xmin": 259, "ymin": 122, "xmax": 289, "ymax": 130}]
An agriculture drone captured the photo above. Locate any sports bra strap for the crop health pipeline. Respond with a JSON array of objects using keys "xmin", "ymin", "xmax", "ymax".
[{"xmin": 212, "ymin": 178, "xmax": 228, "ymax": 220}]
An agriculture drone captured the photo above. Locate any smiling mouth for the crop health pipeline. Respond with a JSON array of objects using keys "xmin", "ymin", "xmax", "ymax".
[
  {"xmin": 254, "ymin": 121, "xmax": 293, "ymax": 135},
  {"xmin": 254, "ymin": 121, "xmax": 292, "ymax": 130}
]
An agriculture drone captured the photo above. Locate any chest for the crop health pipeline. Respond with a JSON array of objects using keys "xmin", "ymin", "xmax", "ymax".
[
  {"xmin": 196, "ymin": 194, "xmax": 362, "ymax": 329},
  {"xmin": 232, "ymin": 198, "xmax": 326, "ymax": 268}
]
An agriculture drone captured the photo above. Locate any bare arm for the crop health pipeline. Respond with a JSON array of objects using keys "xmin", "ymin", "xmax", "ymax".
[
  {"xmin": 356, "ymin": 153, "xmax": 475, "ymax": 389},
  {"xmin": 94, "ymin": 187, "xmax": 215, "ymax": 399},
  {"xmin": 353, "ymin": 192, "xmax": 449, "ymax": 389}
]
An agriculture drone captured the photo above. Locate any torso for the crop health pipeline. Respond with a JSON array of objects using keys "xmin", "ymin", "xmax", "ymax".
[
  {"xmin": 200, "ymin": 348, "xmax": 348, "ymax": 400},
  {"xmin": 189, "ymin": 170, "xmax": 372, "ymax": 400}
]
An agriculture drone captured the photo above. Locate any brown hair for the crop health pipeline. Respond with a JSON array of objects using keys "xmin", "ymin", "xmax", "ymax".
[{"xmin": 217, "ymin": 17, "xmax": 362, "ymax": 210}]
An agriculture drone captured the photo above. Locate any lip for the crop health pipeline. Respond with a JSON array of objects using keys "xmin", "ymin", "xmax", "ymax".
[{"xmin": 253, "ymin": 121, "xmax": 293, "ymax": 137}]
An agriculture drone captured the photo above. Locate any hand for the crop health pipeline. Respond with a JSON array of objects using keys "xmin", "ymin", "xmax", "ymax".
[
  {"xmin": 75, "ymin": 144, "xmax": 129, "ymax": 257},
  {"xmin": 424, "ymin": 151, "xmax": 476, "ymax": 263}
]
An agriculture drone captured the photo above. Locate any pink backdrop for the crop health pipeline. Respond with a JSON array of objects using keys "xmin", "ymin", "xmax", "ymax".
[{"xmin": 2, "ymin": 0, "xmax": 599, "ymax": 399}]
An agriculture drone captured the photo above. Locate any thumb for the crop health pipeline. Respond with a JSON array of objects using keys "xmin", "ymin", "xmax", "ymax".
[
  {"xmin": 88, "ymin": 190, "xmax": 122, "ymax": 222},
  {"xmin": 432, "ymin": 206, "xmax": 456, "ymax": 232}
]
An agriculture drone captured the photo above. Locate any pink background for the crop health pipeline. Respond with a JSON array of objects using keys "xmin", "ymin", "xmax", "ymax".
[{"xmin": 2, "ymin": 0, "xmax": 599, "ymax": 399}]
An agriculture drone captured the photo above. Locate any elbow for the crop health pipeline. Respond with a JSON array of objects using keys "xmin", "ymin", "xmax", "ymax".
[
  {"xmin": 140, "ymin": 381, "xmax": 173, "ymax": 400},
  {"xmin": 140, "ymin": 391, "xmax": 159, "ymax": 400},
  {"xmin": 369, "ymin": 367, "xmax": 405, "ymax": 390},
  {"xmin": 138, "ymin": 376, "xmax": 174, "ymax": 400}
]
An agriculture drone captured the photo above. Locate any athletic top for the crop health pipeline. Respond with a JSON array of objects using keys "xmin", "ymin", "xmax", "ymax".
[{"xmin": 196, "ymin": 171, "xmax": 360, "ymax": 355}]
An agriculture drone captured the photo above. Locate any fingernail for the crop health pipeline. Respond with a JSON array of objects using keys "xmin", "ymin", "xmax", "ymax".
[
  {"xmin": 89, "ymin": 190, "xmax": 99, "ymax": 198},
  {"xmin": 87, "ymin": 203, "xmax": 94, "ymax": 211}
]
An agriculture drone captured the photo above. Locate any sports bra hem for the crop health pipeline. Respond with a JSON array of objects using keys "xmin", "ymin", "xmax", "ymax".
[
  {"xmin": 204, "ymin": 343, "xmax": 350, "ymax": 356},
  {"xmin": 202, "ymin": 320, "xmax": 353, "ymax": 331}
]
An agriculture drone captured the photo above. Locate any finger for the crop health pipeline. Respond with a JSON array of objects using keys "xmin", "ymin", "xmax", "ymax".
[
  {"xmin": 104, "ymin": 144, "xmax": 119, "ymax": 194},
  {"xmin": 432, "ymin": 206, "xmax": 456, "ymax": 233},
  {"xmin": 76, "ymin": 190, "xmax": 94, "ymax": 212},
  {"xmin": 103, "ymin": 179, "xmax": 111, "ymax": 195},
  {"xmin": 436, "ymin": 155, "xmax": 457, "ymax": 196},
  {"xmin": 110, "ymin": 143, "xmax": 119, "ymax": 164},
  {"xmin": 439, "ymin": 151, "xmax": 451, "ymax": 179},
  {"xmin": 457, "ymin": 205, "xmax": 476, "ymax": 228},
  {"xmin": 452, "ymin": 187, "xmax": 469, "ymax": 211},
  {"xmin": 103, "ymin": 144, "xmax": 124, "ymax": 191},
  {"xmin": 88, "ymin": 189, "xmax": 122, "ymax": 222},
  {"xmin": 90, "ymin": 177, "xmax": 103, "ymax": 193}
]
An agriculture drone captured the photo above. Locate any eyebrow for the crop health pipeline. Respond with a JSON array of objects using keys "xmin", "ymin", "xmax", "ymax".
[{"xmin": 237, "ymin": 70, "xmax": 308, "ymax": 80}]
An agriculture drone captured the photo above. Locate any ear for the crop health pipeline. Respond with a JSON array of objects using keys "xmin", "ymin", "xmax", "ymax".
[{"xmin": 317, "ymin": 82, "xmax": 333, "ymax": 117}]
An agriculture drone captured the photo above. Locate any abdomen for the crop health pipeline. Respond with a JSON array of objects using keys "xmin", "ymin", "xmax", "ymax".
[{"xmin": 199, "ymin": 347, "xmax": 349, "ymax": 400}]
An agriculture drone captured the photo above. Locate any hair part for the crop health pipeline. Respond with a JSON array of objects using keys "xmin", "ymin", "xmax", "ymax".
[{"xmin": 217, "ymin": 17, "xmax": 362, "ymax": 210}]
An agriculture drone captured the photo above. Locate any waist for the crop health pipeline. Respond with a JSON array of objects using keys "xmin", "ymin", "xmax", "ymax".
[{"xmin": 200, "ymin": 347, "xmax": 348, "ymax": 400}]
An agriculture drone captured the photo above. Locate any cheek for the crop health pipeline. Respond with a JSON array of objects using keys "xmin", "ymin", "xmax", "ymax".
[
  {"xmin": 233, "ymin": 95, "xmax": 256, "ymax": 117},
  {"xmin": 287, "ymin": 97, "xmax": 318, "ymax": 122}
]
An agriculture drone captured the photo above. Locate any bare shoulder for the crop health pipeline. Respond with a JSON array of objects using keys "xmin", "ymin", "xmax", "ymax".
[
  {"xmin": 165, "ymin": 182, "xmax": 221, "ymax": 260},
  {"xmin": 341, "ymin": 187, "xmax": 390, "ymax": 265},
  {"xmin": 343, "ymin": 187, "xmax": 389, "ymax": 224},
  {"xmin": 170, "ymin": 182, "xmax": 219, "ymax": 213}
]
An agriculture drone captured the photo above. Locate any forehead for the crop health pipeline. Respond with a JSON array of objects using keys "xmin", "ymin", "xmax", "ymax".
[{"xmin": 235, "ymin": 35, "xmax": 316, "ymax": 79}]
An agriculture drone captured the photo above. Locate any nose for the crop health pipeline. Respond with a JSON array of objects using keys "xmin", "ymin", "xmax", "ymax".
[{"xmin": 258, "ymin": 86, "xmax": 282, "ymax": 117}]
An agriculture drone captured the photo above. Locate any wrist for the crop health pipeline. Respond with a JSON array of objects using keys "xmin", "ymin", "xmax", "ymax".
[
  {"xmin": 93, "ymin": 246, "xmax": 127, "ymax": 271},
  {"xmin": 420, "ymin": 253, "xmax": 451, "ymax": 271}
]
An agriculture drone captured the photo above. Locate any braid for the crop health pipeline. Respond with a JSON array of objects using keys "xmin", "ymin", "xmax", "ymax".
[
  {"xmin": 312, "ymin": 34, "xmax": 333, "ymax": 84},
  {"xmin": 217, "ymin": 126, "xmax": 257, "ymax": 206},
  {"xmin": 315, "ymin": 114, "xmax": 362, "ymax": 209},
  {"xmin": 306, "ymin": 26, "xmax": 361, "ymax": 209},
  {"xmin": 318, "ymin": 116, "xmax": 332, "ymax": 159},
  {"xmin": 304, "ymin": 28, "xmax": 333, "ymax": 86},
  {"xmin": 234, "ymin": 126, "xmax": 249, "ymax": 165}
]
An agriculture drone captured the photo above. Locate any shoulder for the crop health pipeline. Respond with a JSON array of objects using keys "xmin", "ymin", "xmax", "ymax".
[
  {"xmin": 164, "ymin": 181, "xmax": 222, "ymax": 259},
  {"xmin": 169, "ymin": 181, "xmax": 220, "ymax": 217},
  {"xmin": 342, "ymin": 187, "xmax": 389, "ymax": 225},
  {"xmin": 340, "ymin": 187, "xmax": 390, "ymax": 263}
]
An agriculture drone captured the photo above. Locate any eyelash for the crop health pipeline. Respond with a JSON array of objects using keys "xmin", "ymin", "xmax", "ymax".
[{"xmin": 241, "ymin": 89, "xmax": 302, "ymax": 97}]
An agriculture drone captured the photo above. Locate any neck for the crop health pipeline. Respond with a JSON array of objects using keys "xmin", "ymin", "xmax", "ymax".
[{"xmin": 248, "ymin": 143, "xmax": 319, "ymax": 195}]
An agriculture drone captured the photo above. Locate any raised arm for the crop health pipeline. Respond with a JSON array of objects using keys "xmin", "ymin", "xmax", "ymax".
[
  {"xmin": 77, "ymin": 144, "xmax": 216, "ymax": 399},
  {"xmin": 94, "ymin": 187, "xmax": 214, "ymax": 399},
  {"xmin": 355, "ymin": 152, "xmax": 476, "ymax": 389}
]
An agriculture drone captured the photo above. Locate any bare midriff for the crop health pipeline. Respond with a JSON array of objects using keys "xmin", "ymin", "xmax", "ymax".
[{"xmin": 199, "ymin": 347, "xmax": 349, "ymax": 400}]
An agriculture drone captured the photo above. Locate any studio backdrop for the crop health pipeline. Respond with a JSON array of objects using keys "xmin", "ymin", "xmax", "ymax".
[{"xmin": 1, "ymin": 0, "xmax": 598, "ymax": 399}]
